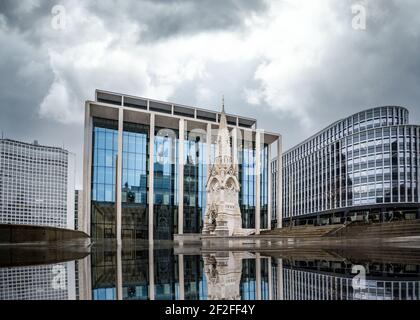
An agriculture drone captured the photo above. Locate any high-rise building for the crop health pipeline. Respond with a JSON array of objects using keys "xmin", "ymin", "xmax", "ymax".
[
  {"xmin": 277, "ymin": 106, "xmax": 420, "ymax": 226},
  {"xmin": 0, "ymin": 262, "xmax": 76, "ymax": 300},
  {"xmin": 82, "ymin": 90, "xmax": 282, "ymax": 241},
  {"xmin": 0, "ymin": 139, "xmax": 75, "ymax": 229}
]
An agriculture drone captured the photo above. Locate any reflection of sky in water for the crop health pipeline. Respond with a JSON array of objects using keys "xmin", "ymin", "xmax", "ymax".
[{"xmin": 1, "ymin": 248, "xmax": 420, "ymax": 300}]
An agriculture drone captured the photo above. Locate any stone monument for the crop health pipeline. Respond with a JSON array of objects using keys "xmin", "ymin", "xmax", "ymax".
[{"xmin": 202, "ymin": 98, "xmax": 244, "ymax": 236}]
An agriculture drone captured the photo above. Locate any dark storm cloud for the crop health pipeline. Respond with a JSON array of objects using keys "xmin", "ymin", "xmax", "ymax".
[
  {"xmin": 0, "ymin": 0, "xmax": 269, "ymax": 186},
  {"xmin": 1, "ymin": 0, "xmax": 420, "ymax": 185},
  {"xmin": 0, "ymin": 0, "xmax": 268, "ymax": 44},
  {"xmin": 86, "ymin": 0, "xmax": 268, "ymax": 42}
]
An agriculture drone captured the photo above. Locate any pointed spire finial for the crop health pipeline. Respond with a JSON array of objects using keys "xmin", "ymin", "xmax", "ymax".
[
  {"xmin": 219, "ymin": 95, "xmax": 228, "ymax": 129},
  {"xmin": 222, "ymin": 95, "xmax": 225, "ymax": 114}
]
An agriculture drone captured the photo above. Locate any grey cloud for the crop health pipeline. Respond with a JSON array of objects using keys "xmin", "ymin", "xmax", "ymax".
[
  {"xmin": 1, "ymin": 0, "xmax": 420, "ymax": 186},
  {"xmin": 256, "ymin": 0, "xmax": 420, "ymax": 149},
  {"xmin": 87, "ymin": 0, "xmax": 268, "ymax": 42},
  {"xmin": 0, "ymin": 0, "xmax": 268, "ymax": 44}
]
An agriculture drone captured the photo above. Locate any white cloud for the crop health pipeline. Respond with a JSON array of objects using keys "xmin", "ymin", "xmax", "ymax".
[
  {"xmin": 241, "ymin": 0, "xmax": 342, "ymax": 128},
  {"xmin": 39, "ymin": 78, "xmax": 81, "ymax": 123},
  {"xmin": 18, "ymin": 0, "xmax": 420, "ymax": 133},
  {"xmin": 244, "ymin": 88, "xmax": 262, "ymax": 105}
]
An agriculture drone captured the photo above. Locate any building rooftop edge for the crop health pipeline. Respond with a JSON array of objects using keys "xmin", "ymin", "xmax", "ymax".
[
  {"xmin": 86, "ymin": 100, "xmax": 282, "ymax": 139},
  {"xmin": 283, "ymin": 106, "xmax": 410, "ymax": 155},
  {"xmin": 0, "ymin": 138, "xmax": 69, "ymax": 152},
  {"xmin": 93, "ymin": 89, "xmax": 258, "ymax": 123}
]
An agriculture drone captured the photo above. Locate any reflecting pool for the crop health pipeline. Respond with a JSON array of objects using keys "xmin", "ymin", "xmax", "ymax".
[{"xmin": 1, "ymin": 242, "xmax": 420, "ymax": 300}]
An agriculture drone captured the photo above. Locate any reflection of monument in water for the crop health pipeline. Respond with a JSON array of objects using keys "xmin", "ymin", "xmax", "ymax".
[
  {"xmin": 202, "ymin": 99, "xmax": 244, "ymax": 236},
  {"xmin": 203, "ymin": 252, "xmax": 254, "ymax": 300}
]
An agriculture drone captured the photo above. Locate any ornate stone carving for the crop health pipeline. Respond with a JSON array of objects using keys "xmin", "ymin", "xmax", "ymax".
[{"xmin": 202, "ymin": 99, "xmax": 244, "ymax": 237}]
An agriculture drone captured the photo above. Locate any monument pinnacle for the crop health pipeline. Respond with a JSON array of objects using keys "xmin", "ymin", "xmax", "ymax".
[
  {"xmin": 220, "ymin": 96, "xmax": 227, "ymax": 129},
  {"xmin": 203, "ymin": 96, "xmax": 244, "ymax": 237}
]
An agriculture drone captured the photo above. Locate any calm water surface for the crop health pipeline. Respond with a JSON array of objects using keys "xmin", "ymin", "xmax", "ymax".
[{"xmin": 1, "ymin": 242, "xmax": 420, "ymax": 300}]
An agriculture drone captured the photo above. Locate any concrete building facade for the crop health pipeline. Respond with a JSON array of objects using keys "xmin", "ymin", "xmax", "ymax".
[{"xmin": 0, "ymin": 139, "xmax": 75, "ymax": 229}]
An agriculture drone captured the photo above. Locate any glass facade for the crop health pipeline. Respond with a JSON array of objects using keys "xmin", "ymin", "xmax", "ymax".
[
  {"xmin": 154, "ymin": 127, "xmax": 179, "ymax": 240},
  {"xmin": 122, "ymin": 122, "xmax": 149, "ymax": 240},
  {"xmin": 90, "ymin": 109, "xmax": 277, "ymax": 239},
  {"xmin": 91, "ymin": 118, "xmax": 118, "ymax": 239},
  {"xmin": 238, "ymin": 139, "xmax": 256, "ymax": 228},
  {"xmin": 260, "ymin": 144, "xmax": 269, "ymax": 229},
  {"xmin": 271, "ymin": 159, "xmax": 279, "ymax": 225},
  {"xmin": 183, "ymin": 131, "xmax": 207, "ymax": 233},
  {"xmin": 282, "ymin": 107, "xmax": 420, "ymax": 224},
  {"xmin": 238, "ymin": 139, "xmax": 269, "ymax": 229}
]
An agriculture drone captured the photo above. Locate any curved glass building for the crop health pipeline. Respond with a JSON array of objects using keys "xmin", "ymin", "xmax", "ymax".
[{"xmin": 281, "ymin": 106, "xmax": 420, "ymax": 226}]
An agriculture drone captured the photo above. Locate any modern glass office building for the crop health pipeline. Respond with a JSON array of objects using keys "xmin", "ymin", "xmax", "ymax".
[
  {"xmin": 279, "ymin": 106, "xmax": 420, "ymax": 226},
  {"xmin": 82, "ymin": 90, "xmax": 282, "ymax": 241},
  {"xmin": 0, "ymin": 139, "xmax": 75, "ymax": 229}
]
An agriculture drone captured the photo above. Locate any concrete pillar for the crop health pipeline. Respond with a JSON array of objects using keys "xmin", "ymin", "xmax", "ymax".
[
  {"xmin": 256, "ymin": 253, "xmax": 262, "ymax": 300},
  {"xmin": 255, "ymin": 131, "xmax": 261, "ymax": 234},
  {"xmin": 232, "ymin": 127, "xmax": 238, "ymax": 169},
  {"xmin": 277, "ymin": 137, "xmax": 283, "ymax": 229},
  {"xmin": 149, "ymin": 244, "xmax": 155, "ymax": 300},
  {"xmin": 178, "ymin": 119, "xmax": 185, "ymax": 235},
  {"xmin": 148, "ymin": 113, "xmax": 155, "ymax": 242},
  {"xmin": 267, "ymin": 144, "xmax": 272, "ymax": 230},
  {"xmin": 82, "ymin": 102, "xmax": 93, "ymax": 236},
  {"xmin": 267, "ymin": 257, "xmax": 273, "ymax": 300},
  {"xmin": 277, "ymin": 259, "xmax": 284, "ymax": 300},
  {"xmin": 78, "ymin": 253, "xmax": 92, "ymax": 300},
  {"xmin": 205, "ymin": 123, "xmax": 212, "ymax": 225},
  {"xmin": 178, "ymin": 254, "xmax": 185, "ymax": 300},
  {"xmin": 116, "ymin": 245, "xmax": 123, "ymax": 300},
  {"xmin": 206, "ymin": 123, "xmax": 212, "ymax": 168},
  {"xmin": 116, "ymin": 108, "xmax": 123, "ymax": 245}
]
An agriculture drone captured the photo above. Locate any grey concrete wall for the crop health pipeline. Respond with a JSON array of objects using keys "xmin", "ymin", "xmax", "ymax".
[{"xmin": 0, "ymin": 224, "xmax": 89, "ymax": 244}]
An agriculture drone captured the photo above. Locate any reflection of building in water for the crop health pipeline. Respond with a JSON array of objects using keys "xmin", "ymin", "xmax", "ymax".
[
  {"xmin": 278, "ymin": 259, "xmax": 420, "ymax": 300},
  {"xmin": 89, "ymin": 248, "xmax": 270, "ymax": 301},
  {"xmin": 88, "ymin": 247, "xmax": 420, "ymax": 301},
  {"xmin": 0, "ymin": 262, "xmax": 76, "ymax": 300},
  {"xmin": 89, "ymin": 248, "xmax": 211, "ymax": 301}
]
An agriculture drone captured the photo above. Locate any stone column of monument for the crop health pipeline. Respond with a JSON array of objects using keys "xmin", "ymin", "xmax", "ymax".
[{"xmin": 202, "ymin": 98, "xmax": 244, "ymax": 236}]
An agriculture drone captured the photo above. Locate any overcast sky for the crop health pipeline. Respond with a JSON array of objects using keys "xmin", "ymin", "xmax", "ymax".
[{"xmin": 1, "ymin": 0, "xmax": 420, "ymax": 188}]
